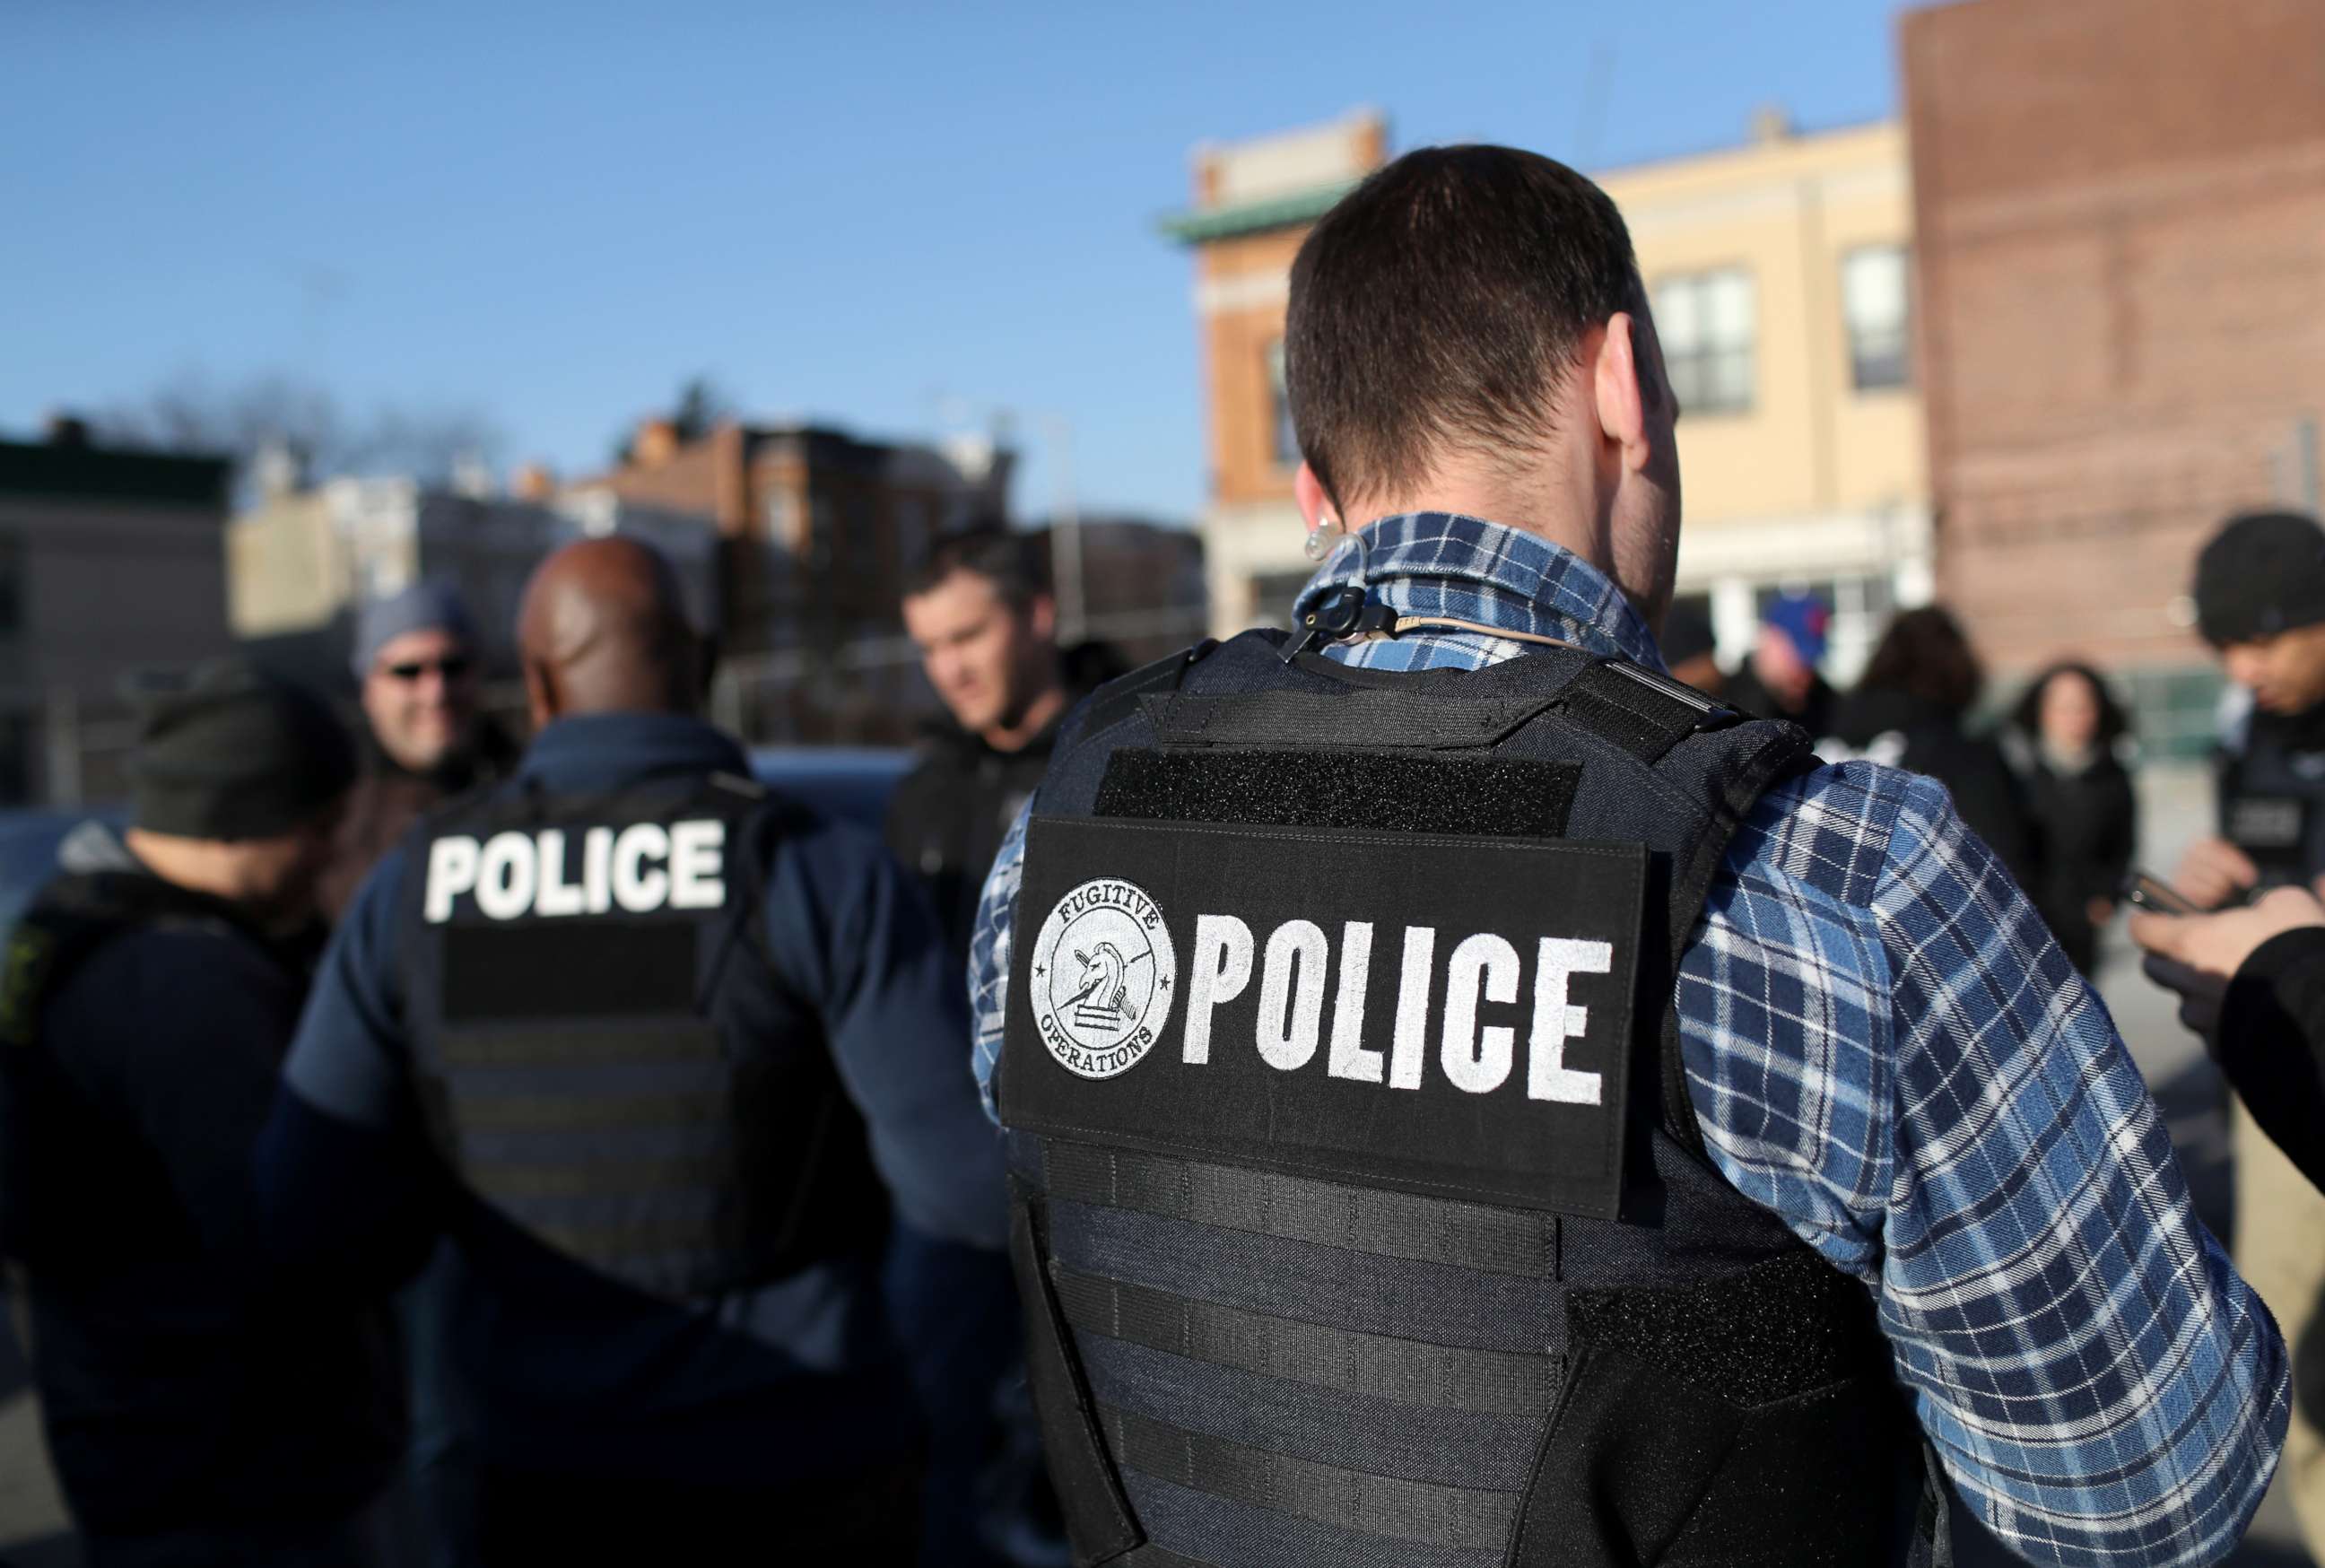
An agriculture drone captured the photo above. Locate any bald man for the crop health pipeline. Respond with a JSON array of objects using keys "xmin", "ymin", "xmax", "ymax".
[{"xmin": 254, "ymin": 538, "xmax": 1007, "ymax": 1564}]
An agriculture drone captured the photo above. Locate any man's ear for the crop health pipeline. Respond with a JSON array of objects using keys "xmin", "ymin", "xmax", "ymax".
[
  {"xmin": 1593, "ymin": 312, "xmax": 1651, "ymax": 475},
  {"xmin": 1028, "ymin": 591, "xmax": 1058, "ymax": 643},
  {"xmin": 1293, "ymin": 461, "xmax": 1337, "ymax": 531}
]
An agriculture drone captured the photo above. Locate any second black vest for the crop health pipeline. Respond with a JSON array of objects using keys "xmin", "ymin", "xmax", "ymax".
[{"xmin": 401, "ymin": 771, "xmax": 883, "ymax": 1302}]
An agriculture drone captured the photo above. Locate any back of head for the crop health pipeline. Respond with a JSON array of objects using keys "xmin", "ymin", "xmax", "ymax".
[
  {"xmin": 518, "ymin": 536, "xmax": 702, "ymax": 720},
  {"xmin": 1285, "ymin": 144, "xmax": 1646, "ymax": 514},
  {"xmin": 1858, "ymin": 606, "xmax": 1983, "ymax": 717},
  {"xmin": 128, "ymin": 658, "xmax": 356, "ymax": 843}
]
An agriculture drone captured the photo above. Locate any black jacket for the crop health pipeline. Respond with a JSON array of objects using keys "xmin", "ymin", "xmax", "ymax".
[
  {"xmin": 2014, "ymin": 744, "xmax": 2138, "ymax": 975},
  {"xmin": 1831, "ymin": 687, "xmax": 2039, "ymax": 891},
  {"xmin": 2218, "ymin": 928, "xmax": 2325, "ymax": 1197},
  {"xmin": 0, "ymin": 823, "xmax": 404, "ymax": 1538},
  {"xmin": 885, "ymin": 716, "xmax": 1062, "ymax": 966}
]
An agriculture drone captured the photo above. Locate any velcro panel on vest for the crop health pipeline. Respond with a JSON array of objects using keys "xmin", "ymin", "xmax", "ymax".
[
  {"xmin": 1142, "ymin": 689, "xmax": 1569, "ymax": 751},
  {"xmin": 1094, "ymin": 750, "xmax": 1577, "ymax": 838},
  {"xmin": 1510, "ymin": 1250, "xmax": 1901, "ymax": 1567},
  {"xmin": 441, "ymin": 920, "xmax": 697, "ymax": 1021},
  {"xmin": 1003, "ymin": 814, "xmax": 1645, "ymax": 1219}
]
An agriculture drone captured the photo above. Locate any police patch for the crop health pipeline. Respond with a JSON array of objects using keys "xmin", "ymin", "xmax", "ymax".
[
  {"xmin": 1029, "ymin": 877, "xmax": 1177, "ymax": 1079},
  {"xmin": 1002, "ymin": 816, "xmax": 1648, "ymax": 1219}
]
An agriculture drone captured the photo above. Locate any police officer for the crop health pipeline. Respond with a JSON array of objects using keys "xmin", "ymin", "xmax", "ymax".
[
  {"xmin": 968, "ymin": 147, "xmax": 2286, "ymax": 1567},
  {"xmin": 256, "ymin": 537, "xmax": 1008, "ymax": 1564},
  {"xmin": 2167, "ymin": 507, "xmax": 2325, "ymax": 1556},
  {"xmin": 0, "ymin": 661, "xmax": 405, "ymax": 1567},
  {"xmin": 893, "ymin": 526, "xmax": 1075, "ymax": 968}
]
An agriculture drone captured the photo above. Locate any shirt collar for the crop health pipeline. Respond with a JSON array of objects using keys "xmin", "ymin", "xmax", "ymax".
[
  {"xmin": 518, "ymin": 711, "xmax": 750, "ymax": 792},
  {"xmin": 1287, "ymin": 512, "xmax": 1668, "ymax": 671}
]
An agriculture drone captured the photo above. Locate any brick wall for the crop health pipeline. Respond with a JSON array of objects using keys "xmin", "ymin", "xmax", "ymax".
[
  {"xmin": 1199, "ymin": 228, "xmax": 1307, "ymax": 505},
  {"xmin": 1904, "ymin": 0, "xmax": 2325, "ymax": 674}
]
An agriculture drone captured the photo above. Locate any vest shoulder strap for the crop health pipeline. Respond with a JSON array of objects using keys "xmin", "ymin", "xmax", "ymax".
[{"xmin": 0, "ymin": 871, "xmax": 257, "ymax": 1050}]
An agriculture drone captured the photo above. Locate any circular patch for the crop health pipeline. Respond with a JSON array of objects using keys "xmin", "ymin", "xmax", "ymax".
[{"xmin": 1029, "ymin": 877, "xmax": 1177, "ymax": 1079}]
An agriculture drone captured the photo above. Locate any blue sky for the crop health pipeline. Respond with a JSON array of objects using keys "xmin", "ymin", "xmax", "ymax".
[{"xmin": 2, "ymin": 0, "xmax": 1903, "ymax": 521}]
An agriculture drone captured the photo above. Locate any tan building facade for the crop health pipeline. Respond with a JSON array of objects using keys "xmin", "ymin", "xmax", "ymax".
[{"xmin": 1165, "ymin": 114, "xmax": 1929, "ymax": 683}]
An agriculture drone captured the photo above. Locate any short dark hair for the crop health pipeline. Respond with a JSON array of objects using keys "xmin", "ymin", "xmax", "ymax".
[
  {"xmin": 1285, "ymin": 144, "xmax": 1648, "ymax": 508},
  {"xmin": 902, "ymin": 525, "xmax": 1048, "ymax": 611},
  {"xmin": 1858, "ymin": 605, "xmax": 1985, "ymax": 717}
]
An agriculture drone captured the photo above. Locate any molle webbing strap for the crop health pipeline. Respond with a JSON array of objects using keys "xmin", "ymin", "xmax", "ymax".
[
  {"xmin": 1115, "ymin": 1549, "xmax": 1219, "ymax": 1568},
  {"xmin": 1652, "ymin": 721, "xmax": 1819, "ymax": 1158},
  {"xmin": 1098, "ymin": 1405, "xmax": 1517, "ymax": 1553},
  {"xmin": 462, "ymin": 1156, "xmax": 726, "ymax": 1200},
  {"xmin": 1051, "ymin": 1264, "xmax": 1554, "ymax": 1416},
  {"xmin": 1075, "ymin": 640, "xmax": 1221, "ymax": 744},
  {"xmin": 1553, "ymin": 662, "xmax": 1726, "ymax": 765},
  {"xmin": 1142, "ymin": 690, "xmax": 1572, "ymax": 752},
  {"xmin": 1093, "ymin": 750, "xmax": 1578, "ymax": 839},
  {"xmin": 436, "ymin": 1022, "xmax": 721, "ymax": 1067},
  {"xmin": 1009, "ymin": 1186, "xmax": 1145, "ymax": 1562},
  {"xmin": 444, "ymin": 1088, "xmax": 724, "ymax": 1135},
  {"xmin": 1042, "ymin": 1140, "xmax": 1559, "ymax": 1278}
]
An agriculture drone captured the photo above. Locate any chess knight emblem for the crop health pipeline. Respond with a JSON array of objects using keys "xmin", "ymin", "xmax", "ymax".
[{"xmin": 1029, "ymin": 876, "xmax": 1176, "ymax": 1079}]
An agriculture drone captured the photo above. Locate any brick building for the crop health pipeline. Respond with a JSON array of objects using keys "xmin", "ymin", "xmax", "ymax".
[
  {"xmin": 1903, "ymin": 0, "xmax": 2325, "ymax": 746},
  {"xmin": 579, "ymin": 417, "xmax": 1014, "ymax": 659}
]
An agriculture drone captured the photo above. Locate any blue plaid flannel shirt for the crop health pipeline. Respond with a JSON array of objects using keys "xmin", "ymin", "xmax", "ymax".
[{"xmin": 969, "ymin": 512, "xmax": 2287, "ymax": 1566}]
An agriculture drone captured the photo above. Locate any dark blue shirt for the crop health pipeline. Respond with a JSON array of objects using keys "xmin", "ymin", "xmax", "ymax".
[{"xmin": 262, "ymin": 712, "xmax": 1006, "ymax": 1484}]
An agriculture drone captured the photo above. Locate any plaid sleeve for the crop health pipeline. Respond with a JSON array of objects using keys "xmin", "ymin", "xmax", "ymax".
[
  {"xmin": 966, "ymin": 795, "xmax": 1031, "ymax": 1123},
  {"xmin": 1872, "ymin": 775, "xmax": 2286, "ymax": 1564},
  {"xmin": 1683, "ymin": 768, "xmax": 2286, "ymax": 1565}
]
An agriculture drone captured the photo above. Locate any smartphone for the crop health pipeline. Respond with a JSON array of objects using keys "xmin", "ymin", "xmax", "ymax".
[{"xmin": 2120, "ymin": 870, "xmax": 2201, "ymax": 916}]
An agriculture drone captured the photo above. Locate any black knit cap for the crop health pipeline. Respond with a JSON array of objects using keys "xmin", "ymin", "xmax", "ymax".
[
  {"xmin": 127, "ymin": 659, "xmax": 357, "ymax": 841},
  {"xmin": 2195, "ymin": 510, "xmax": 2325, "ymax": 647}
]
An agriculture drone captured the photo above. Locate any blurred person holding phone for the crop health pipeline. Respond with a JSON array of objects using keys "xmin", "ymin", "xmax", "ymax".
[
  {"xmin": 2134, "ymin": 884, "xmax": 2325, "ymax": 1189},
  {"xmin": 2163, "ymin": 507, "xmax": 2325, "ymax": 1556}
]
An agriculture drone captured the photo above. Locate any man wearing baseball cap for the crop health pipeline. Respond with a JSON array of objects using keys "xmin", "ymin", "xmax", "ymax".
[
  {"xmin": 0, "ymin": 660, "xmax": 405, "ymax": 1565},
  {"xmin": 1723, "ymin": 589, "xmax": 1837, "ymax": 737},
  {"xmin": 2162, "ymin": 507, "xmax": 2325, "ymax": 1555}
]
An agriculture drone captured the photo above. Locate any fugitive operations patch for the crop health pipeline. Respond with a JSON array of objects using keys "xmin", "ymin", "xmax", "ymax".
[{"xmin": 1028, "ymin": 877, "xmax": 1179, "ymax": 1079}]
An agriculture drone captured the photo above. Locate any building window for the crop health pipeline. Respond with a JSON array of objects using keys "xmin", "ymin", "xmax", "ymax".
[
  {"xmin": 1654, "ymin": 268, "xmax": 1755, "ymax": 416},
  {"xmin": 1267, "ymin": 339, "xmax": 1296, "ymax": 467},
  {"xmin": 1842, "ymin": 245, "xmax": 1911, "ymax": 391}
]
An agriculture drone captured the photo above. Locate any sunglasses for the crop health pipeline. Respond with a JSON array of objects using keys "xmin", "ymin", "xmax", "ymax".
[{"xmin": 381, "ymin": 656, "xmax": 474, "ymax": 683}]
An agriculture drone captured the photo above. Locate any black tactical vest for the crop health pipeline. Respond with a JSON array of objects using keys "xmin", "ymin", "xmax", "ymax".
[
  {"xmin": 2219, "ymin": 706, "xmax": 2325, "ymax": 886},
  {"xmin": 0, "ymin": 867, "xmax": 297, "ymax": 1272},
  {"xmin": 402, "ymin": 771, "xmax": 883, "ymax": 1302},
  {"xmin": 997, "ymin": 632, "xmax": 1943, "ymax": 1568}
]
